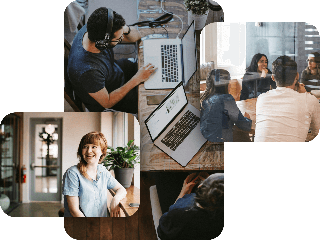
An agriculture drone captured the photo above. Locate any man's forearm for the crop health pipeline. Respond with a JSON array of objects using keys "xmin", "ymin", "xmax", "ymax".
[
  {"xmin": 123, "ymin": 26, "xmax": 141, "ymax": 43},
  {"xmin": 106, "ymin": 77, "xmax": 139, "ymax": 108}
]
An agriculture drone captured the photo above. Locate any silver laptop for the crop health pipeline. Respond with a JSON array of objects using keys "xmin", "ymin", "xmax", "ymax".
[
  {"xmin": 145, "ymin": 82, "xmax": 207, "ymax": 167},
  {"xmin": 143, "ymin": 21, "xmax": 197, "ymax": 89}
]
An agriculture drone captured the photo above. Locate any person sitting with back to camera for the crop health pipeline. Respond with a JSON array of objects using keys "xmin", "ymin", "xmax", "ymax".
[
  {"xmin": 67, "ymin": 7, "xmax": 157, "ymax": 114},
  {"xmin": 255, "ymin": 56, "xmax": 320, "ymax": 142},
  {"xmin": 240, "ymin": 53, "xmax": 277, "ymax": 100},
  {"xmin": 157, "ymin": 172, "xmax": 224, "ymax": 240},
  {"xmin": 200, "ymin": 69, "xmax": 252, "ymax": 142}
]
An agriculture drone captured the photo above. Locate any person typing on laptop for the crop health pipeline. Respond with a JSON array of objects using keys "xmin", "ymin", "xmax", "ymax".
[
  {"xmin": 67, "ymin": 7, "xmax": 156, "ymax": 114},
  {"xmin": 255, "ymin": 56, "xmax": 320, "ymax": 142}
]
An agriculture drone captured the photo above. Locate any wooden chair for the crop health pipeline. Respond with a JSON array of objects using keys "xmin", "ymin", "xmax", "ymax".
[{"xmin": 149, "ymin": 185, "xmax": 162, "ymax": 240}]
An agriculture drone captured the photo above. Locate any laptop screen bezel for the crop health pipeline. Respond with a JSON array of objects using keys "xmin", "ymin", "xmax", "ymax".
[
  {"xmin": 145, "ymin": 82, "xmax": 188, "ymax": 142},
  {"xmin": 181, "ymin": 20, "xmax": 197, "ymax": 86}
]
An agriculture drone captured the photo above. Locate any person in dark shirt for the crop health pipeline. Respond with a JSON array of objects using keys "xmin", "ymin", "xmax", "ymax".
[
  {"xmin": 157, "ymin": 173, "xmax": 224, "ymax": 240},
  {"xmin": 240, "ymin": 53, "xmax": 276, "ymax": 100},
  {"xmin": 67, "ymin": 7, "xmax": 156, "ymax": 113}
]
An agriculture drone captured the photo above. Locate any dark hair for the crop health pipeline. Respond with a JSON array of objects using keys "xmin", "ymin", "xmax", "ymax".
[
  {"xmin": 272, "ymin": 56, "xmax": 297, "ymax": 87},
  {"xmin": 309, "ymin": 52, "xmax": 320, "ymax": 65},
  {"xmin": 195, "ymin": 179, "xmax": 224, "ymax": 212},
  {"xmin": 247, "ymin": 53, "xmax": 270, "ymax": 73},
  {"xmin": 201, "ymin": 69, "xmax": 230, "ymax": 101},
  {"xmin": 87, "ymin": 7, "xmax": 126, "ymax": 42}
]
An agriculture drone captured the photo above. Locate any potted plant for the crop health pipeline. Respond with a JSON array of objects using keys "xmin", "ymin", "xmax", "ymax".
[
  {"xmin": 103, "ymin": 140, "xmax": 139, "ymax": 188},
  {"xmin": 184, "ymin": 0, "xmax": 209, "ymax": 30}
]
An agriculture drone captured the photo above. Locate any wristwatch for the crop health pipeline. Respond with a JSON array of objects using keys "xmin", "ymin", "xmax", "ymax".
[{"xmin": 124, "ymin": 26, "xmax": 131, "ymax": 35}]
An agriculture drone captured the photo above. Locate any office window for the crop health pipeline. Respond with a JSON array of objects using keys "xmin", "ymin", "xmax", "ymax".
[
  {"xmin": 304, "ymin": 23, "xmax": 320, "ymax": 55},
  {"xmin": 200, "ymin": 23, "xmax": 246, "ymax": 79}
]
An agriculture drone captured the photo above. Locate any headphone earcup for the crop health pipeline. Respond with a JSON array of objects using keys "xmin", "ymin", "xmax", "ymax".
[
  {"xmin": 95, "ymin": 39, "xmax": 109, "ymax": 51},
  {"xmin": 95, "ymin": 39, "xmax": 107, "ymax": 51}
]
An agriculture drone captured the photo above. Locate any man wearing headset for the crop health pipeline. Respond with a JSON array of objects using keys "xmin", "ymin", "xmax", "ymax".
[{"xmin": 67, "ymin": 7, "xmax": 156, "ymax": 114}]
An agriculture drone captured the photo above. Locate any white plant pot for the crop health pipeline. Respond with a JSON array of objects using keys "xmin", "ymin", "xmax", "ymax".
[
  {"xmin": 188, "ymin": 10, "xmax": 209, "ymax": 30},
  {"xmin": 0, "ymin": 194, "xmax": 10, "ymax": 212}
]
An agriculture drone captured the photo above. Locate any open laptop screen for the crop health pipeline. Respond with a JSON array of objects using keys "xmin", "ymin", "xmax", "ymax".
[
  {"xmin": 145, "ymin": 83, "xmax": 188, "ymax": 141},
  {"xmin": 182, "ymin": 21, "xmax": 197, "ymax": 85}
]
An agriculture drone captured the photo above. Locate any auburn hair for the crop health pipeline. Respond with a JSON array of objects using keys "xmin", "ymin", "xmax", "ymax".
[{"xmin": 77, "ymin": 132, "xmax": 108, "ymax": 180}]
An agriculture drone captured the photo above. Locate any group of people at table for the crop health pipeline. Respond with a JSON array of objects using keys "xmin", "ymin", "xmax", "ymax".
[{"xmin": 200, "ymin": 53, "xmax": 320, "ymax": 142}]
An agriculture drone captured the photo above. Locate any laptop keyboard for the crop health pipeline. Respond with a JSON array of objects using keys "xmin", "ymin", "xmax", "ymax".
[
  {"xmin": 161, "ymin": 110, "xmax": 200, "ymax": 151},
  {"xmin": 161, "ymin": 45, "xmax": 179, "ymax": 82}
]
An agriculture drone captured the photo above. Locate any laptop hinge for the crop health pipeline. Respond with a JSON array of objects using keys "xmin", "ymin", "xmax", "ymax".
[
  {"xmin": 180, "ymin": 43, "xmax": 185, "ymax": 85},
  {"xmin": 146, "ymin": 95, "xmax": 168, "ymax": 105}
]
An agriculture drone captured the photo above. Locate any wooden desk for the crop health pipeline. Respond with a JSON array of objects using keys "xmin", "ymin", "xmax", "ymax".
[
  {"xmin": 137, "ymin": 0, "xmax": 224, "ymax": 171},
  {"xmin": 236, "ymin": 98, "xmax": 257, "ymax": 130}
]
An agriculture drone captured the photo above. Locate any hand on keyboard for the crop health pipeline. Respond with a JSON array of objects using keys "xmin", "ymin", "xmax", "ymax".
[{"xmin": 134, "ymin": 63, "xmax": 157, "ymax": 84}]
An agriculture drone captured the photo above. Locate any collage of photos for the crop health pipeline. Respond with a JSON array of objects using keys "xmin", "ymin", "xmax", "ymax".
[{"xmin": 1, "ymin": 0, "xmax": 320, "ymax": 240}]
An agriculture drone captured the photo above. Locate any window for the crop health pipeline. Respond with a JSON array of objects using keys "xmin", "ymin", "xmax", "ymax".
[
  {"xmin": 304, "ymin": 23, "xmax": 320, "ymax": 55},
  {"xmin": 217, "ymin": 22, "xmax": 246, "ymax": 78},
  {"xmin": 200, "ymin": 22, "xmax": 246, "ymax": 79}
]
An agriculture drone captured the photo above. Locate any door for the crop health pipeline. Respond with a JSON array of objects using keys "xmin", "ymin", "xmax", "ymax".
[
  {"xmin": 0, "ymin": 113, "xmax": 21, "ymax": 213},
  {"xmin": 30, "ymin": 118, "xmax": 62, "ymax": 201}
]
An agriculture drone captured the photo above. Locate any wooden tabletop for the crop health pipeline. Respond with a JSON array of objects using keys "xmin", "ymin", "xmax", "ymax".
[
  {"xmin": 236, "ymin": 98, "xmax": 257, "ymax": 130},
  {"xmin": 137, "ymin": 0, "xmax": 224, "ymax": 171}
]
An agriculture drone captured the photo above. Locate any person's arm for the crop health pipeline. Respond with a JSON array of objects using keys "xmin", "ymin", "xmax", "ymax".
[
  {"xmin": 122, "ymin": 25, "xmax": 141, "ymax": 43},
  {"xmin": 110, "ymin": 182, "xmax": 127, "ymax": 217},
  {"xmin": 66, "ymin": 196, "xmax": 85, "ymax": 217},
  {"xmin": 89, "ymin": 63, "xmax": 156, "ymax": 109},
  {"xmin": 310, "ymin": 97, "xmax": 320, "ymax": 138},
  {"xmin": 175, "ymin": 173, "xmax": 198, "ymax": 203}
]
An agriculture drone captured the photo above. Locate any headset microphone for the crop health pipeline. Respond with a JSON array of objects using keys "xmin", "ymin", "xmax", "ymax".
[{"xmin": 95, "ymin": 8, "xmax": 114, "ymax": 51}]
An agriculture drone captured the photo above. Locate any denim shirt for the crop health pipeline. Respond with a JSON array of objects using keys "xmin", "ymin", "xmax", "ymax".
[
  {"xmin": 200, "ymin": 94, "xmax": 252, "ymax": 142},
  {"xmin": 63, "ymin": 164, "xmax": 117, "ymax": 217}
]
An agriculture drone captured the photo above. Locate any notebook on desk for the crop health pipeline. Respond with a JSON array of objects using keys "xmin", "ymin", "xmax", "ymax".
[
  {"xmin": 143, "ymin": 21, "xmax": 197, "ymax": 89},
  {"xmin": 145, "ymin": 82, "xmax": 207, "ymax": 167}
]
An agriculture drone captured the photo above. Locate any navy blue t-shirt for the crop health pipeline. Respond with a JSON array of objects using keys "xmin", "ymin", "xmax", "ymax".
[{"xmin": 67, "ymin": 25, "xmax": 125, "ymax": 112}]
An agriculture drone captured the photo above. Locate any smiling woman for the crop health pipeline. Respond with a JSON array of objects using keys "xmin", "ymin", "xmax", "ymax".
[
  {"xmin": 77, "ymin": 132, "xmax": 107, "ymax": 180},
  {"xmin": 62, "ymin": 131, "xmax": 127, "ymax": 217}
]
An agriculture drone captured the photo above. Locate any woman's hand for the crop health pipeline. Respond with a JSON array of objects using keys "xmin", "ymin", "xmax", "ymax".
[
  {"xmin": 261, "ymin": 68, "xmax": 268, "ymax": 78},
  {"xmin": 110, "ymin": 182, "xmax": 127, "ymax": 217},
  {"xmin": 110, "ymin": 197, "xmax": 121, "ymax": 217}
]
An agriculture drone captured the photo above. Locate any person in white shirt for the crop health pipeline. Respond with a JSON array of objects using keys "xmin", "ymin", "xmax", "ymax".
[{"xmin": 255, "ymin": 56, "xmax": 320, "ymax": 142}]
